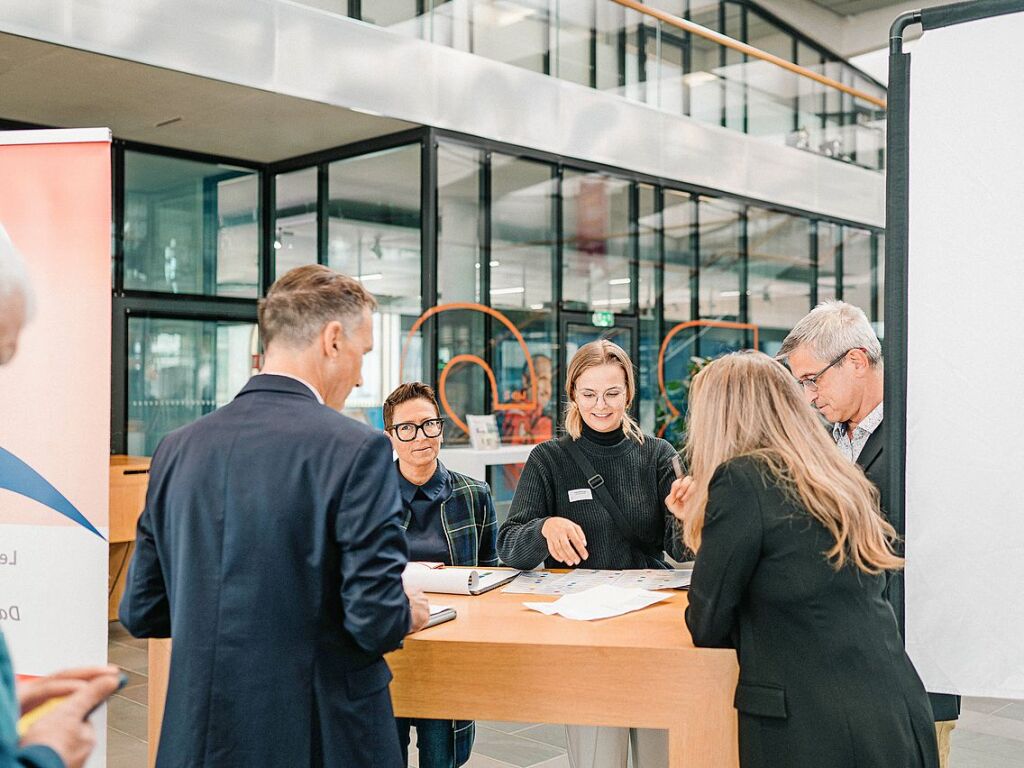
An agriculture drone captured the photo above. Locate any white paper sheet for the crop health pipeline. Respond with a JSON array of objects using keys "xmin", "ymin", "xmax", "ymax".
[
  {"xmin": 523, "ymin": 585, "xmax": 672, "ymax": 621},
  {"xmin": 504, "ymin": 568, "xmax": 691, "ymax": 595}
]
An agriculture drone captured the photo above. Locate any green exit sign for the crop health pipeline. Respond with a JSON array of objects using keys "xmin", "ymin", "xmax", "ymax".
[{"xmin": 591, "ymin": 311, "xmax": 614, "ymax": 328}]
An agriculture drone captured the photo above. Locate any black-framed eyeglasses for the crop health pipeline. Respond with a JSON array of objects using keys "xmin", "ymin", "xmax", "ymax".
[
  {"xmin": 388, "ymin": 418, "xmax": 445, "ymax": 442},
  {"xmin": 799, "ymin": 348, "xmax": 860, "ymax": 392}
]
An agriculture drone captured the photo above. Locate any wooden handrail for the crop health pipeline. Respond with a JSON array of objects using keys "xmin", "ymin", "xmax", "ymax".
[{"xmin": 610, "ymin": 0, "xmax": 887, "ymax": 111}]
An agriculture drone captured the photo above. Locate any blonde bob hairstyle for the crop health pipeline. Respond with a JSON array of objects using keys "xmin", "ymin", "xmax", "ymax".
[
  {"xmin": 564, "ymin": 340, "xmax": 644, "ymax": 444},
  {"xmin": 682, "ymin": 350, "xmax": 902, "ymax": 574}
]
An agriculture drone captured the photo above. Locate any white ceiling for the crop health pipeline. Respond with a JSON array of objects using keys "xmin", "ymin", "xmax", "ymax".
[{"xmin": 0, "ymin": 32, "xmax": 416, "ymax": 163}]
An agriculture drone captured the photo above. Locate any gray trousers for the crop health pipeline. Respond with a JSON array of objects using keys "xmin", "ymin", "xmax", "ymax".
[{"xmin": 565, "ymin": 725, "xmax": 668, "ymax": 768}]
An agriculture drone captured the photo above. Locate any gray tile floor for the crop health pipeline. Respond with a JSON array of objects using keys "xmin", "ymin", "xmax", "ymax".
[{"xmin": 107, "ymin": 622, "xmax": 1024, "ymax": 767}]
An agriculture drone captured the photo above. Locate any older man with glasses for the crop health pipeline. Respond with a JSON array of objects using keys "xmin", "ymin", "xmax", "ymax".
[{"xmin": 779, "ymin": 299, "xmax": 959, "ymax": 768}]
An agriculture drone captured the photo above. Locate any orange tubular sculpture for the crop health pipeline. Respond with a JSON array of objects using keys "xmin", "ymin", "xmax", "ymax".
[{"xmin": 400, "ymin": 303, "xmax": 539, "ymax": 436}]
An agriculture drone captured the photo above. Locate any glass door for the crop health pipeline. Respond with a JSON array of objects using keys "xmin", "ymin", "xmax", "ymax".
[{"xmin": 559, "ymin": 312, "xmax": 639, "ymax": 430}]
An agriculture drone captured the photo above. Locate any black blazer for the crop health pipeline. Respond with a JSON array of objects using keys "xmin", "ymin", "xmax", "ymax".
[
  {"xmin": 686, "ymin": 456, "xmax": 938, "ymax": 768},
  {"xmin": 856, "ymin": 419, "xmax": 960, "ymax": 722},
  {"xmin": 121, "ymin": 375, "xmax": 411, "ymax": 768}
]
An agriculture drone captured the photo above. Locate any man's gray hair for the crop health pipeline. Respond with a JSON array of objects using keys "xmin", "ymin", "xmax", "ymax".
[
  {"xmin": 0, "ymin": 223, "xmax": 37, "ymax": 319},
  {"xmin": 778, "ymin": 300, "xmax": 882, "ymax": 366},
  {"xmin": 257, "ymin": 264, "xmax": 377, "ymax": 349}
]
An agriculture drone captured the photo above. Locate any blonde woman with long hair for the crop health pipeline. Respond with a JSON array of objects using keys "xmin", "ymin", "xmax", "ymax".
[
  {"xmin": 498, "ymin": 340, "xmax": 687, "ymax": 768},
  {"xmin": 665, "ymin": 351, "xmax": 937, "ymax": 768}
]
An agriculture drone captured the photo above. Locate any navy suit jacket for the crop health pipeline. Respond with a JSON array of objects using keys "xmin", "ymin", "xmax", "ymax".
[{"xmin": 120, "ymin": 375, "xmax": 411, "ymax": 768}]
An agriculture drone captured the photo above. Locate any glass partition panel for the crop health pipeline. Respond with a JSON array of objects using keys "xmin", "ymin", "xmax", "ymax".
[
  {"xmin": 663, "ymin": 189, "xmax": 695, "ymax": 323},
  {"xmin": 876, "ymin": 233, "xmax": 885, "ymax": 332},
  {"xmin": 123, "ymin": 151, "xmax": 259, "ymax": 298},
  {"xmin": 722, "ymin": 2, "xmax": 745, "ymax": 132},
  {"xmin": 747, "ymin": 208, "xmax": 812, "ymax": 355},
  {"xmin": 491, "ymin": 152, "xmax": 557, "ymax": 449},
  {"xmin": 454, "ymin": 0, "xmax": 550, "ymax": 74},
  {"xmin": 842, "ymin": 226, "xmax": 873, "ymax": 319},
  {"xmin": 437, "ymin": 143, "xmax": 485, "ymax": 443},
  {"xmin": 817, "ymin": 222, "xmax": 839, "ymax": 303},
  {"xmin": 638, "ymin": 184, "xmax": 660, "ymax": 433},
  {"xmin": 562, "ymin": 171, "xmax": 632, "ymax": 313},
  {"xmin": 328, "ymin": 144, "xmax": 423, "ymax": 427},
  {"xmin": 688, "ymin": 0, "xmax": 724, "ymax": 126},
  {"xmin": 274, "ymin": 167, "xmax": 318, "ymax": 279},
  {"xmin": 745, "ymin": 8, "xmax": 797, "ymax": 142},
  {"xmin": 127, "ymin": 318, "xmax": 256, "ymax": 456},
  {"xmin": 697, "ymin": 196, "xmax": 743, "ymax": 323},
  {"xmin": 557, "ymin": 0, "xmax": 594, "ymax": 86}
]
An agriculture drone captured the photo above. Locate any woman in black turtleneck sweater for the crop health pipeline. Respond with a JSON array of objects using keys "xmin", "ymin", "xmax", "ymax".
[
  {"xmin": 498, "ymin": 340, "xmax": 686, "ymax": 571},
  {"xmin": 497, "ymin": 340, "xmax": 685, "ymax": 768}
]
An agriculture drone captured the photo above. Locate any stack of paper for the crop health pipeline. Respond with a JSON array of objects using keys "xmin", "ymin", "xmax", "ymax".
[
  {"xmin": 524, "ymin": 585, "xmax": 671, "ymax": 621},
  {"xmin": 505, "ymin": 568, "xmax": 692, "ymax": 595}
]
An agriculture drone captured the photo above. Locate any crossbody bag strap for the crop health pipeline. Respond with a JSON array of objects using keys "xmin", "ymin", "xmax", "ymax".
[{"xmin": 560, "ymin": 436, "xmax": 658, "ymax": 559}]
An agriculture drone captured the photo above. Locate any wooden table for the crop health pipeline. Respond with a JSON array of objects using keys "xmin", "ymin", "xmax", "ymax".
[
  {"xmin": 148, "ymin": 585, "xmax": 739, "ymax": 768},
  {"xmin": 108, "ymin": 455, "xmax": 150, "ymax": 620}
]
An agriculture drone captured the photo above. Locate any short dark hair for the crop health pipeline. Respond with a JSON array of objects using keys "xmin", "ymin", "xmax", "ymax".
[
  {"xmin": 258, "ymin": 265, "xmax": 377, "ymax": 349},
  {"xmin": 383, "ymin": 382, "xmax": 440, "ymax": 429}
]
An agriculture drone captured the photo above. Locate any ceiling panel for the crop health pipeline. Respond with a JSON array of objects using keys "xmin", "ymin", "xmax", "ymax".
[{"xmin": 0, "ymin": 33, "xmax": 416, "ymax": 163}]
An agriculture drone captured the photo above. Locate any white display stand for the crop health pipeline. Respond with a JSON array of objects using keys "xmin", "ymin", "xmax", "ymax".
[{"xmin": 439, "ymin": 444, "xmax": 537, "ymax": 484}]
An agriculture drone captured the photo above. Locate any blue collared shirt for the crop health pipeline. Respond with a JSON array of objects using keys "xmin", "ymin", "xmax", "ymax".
[{"xmin": 398, "ymin": 462, "xmax": 453, "ymax": 565}]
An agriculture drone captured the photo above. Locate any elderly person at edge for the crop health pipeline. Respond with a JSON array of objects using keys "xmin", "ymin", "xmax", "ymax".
[
  {"xmin": 777, "ymin": 300, "xmax": 959, "ymax": 767},
  {"xmin": 498, "ymin": 339, "xmax": 687, "ymax": 768},
  {"xmin": 383, "ymin": 381, "xmax": 498, "ymax": 768},
  {"xmin": 0, "ymin": 223, "xmax": 121, "ymax": 768}
]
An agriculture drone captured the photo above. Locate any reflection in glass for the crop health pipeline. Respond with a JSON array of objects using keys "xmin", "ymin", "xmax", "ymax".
[
  {"xmin": 818, "ymin": 222, "xmax": 839, "ymax": 303},
  {"xmin": 697, "ymin": 197, "xmax": 743, "ymax": 322},
  {"xmin": 747, "ymin": 208, "xmax": 812, "ymax": 354},
  {"xmin": 275, "ymin": 167, "xmax": 318, "ymax": 279},
  {"xmin": 123, "ymin": 151, "xmax": 259, "ymax": 298},
  {"xmin": 491, "ymin": 153, "xmax": 557, "ymax": 444},
  {"xmin": 437, "ymin": 143, "xmax": 485, "ymax": 444},
  {"xmin": 638, "ymin": 185, "xmax": 660, "ymax": 434},
  {"xmin": 562, "ymin": 172, "xmax": 632, "ymax": 313},
  {"xmin": 127, "ymin": 318, "xmax": 257, "ymax": 456},
  {"xmin": 842, "ymin": 227, "xmax": 872, "ymax": 320},
  {"xmin": 328, "ymin": 144, "xmax": 423, "ymax": 426}
]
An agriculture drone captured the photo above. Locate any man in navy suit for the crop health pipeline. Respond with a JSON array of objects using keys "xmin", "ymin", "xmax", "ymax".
[{"xmin": 120, "ymin": 265, "xmax": 429, "ymax": 768}]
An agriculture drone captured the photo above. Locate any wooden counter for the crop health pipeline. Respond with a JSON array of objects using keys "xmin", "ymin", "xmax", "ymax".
[
  {"xmin": 108, "ymin": 455, "xmax": 150, "ymax": 620},
  {"xmin": 148, "ymin": 582, "xmax": 739, "ymax": 768}
]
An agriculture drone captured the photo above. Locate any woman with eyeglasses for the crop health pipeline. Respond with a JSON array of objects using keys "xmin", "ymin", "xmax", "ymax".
[
  {"xmin": 666, "ymin": 351, "xmax": 937, "ymax": 768},
  {"xmin": 383, "ymin": 382, "xmax": 498, "ymax": 768},
  {"xmin": 498, "ymin": 340, "xmax": 687, "ymax": 768}
]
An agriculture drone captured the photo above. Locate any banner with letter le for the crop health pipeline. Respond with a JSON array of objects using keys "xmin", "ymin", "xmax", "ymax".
[{"xmin": 0, "ymin": 128, "xmax": 112, "ymax": 765}]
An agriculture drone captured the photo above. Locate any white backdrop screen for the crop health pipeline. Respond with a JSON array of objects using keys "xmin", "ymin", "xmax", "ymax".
[{"xmin": 905, "ymin": 10, "xmax": 1024, "ymax": 699}]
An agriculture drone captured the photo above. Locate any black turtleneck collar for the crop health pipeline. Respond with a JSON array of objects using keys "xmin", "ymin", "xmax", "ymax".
[{"xmin": 581, "ymin": 420, "xmax": 626, "ymax": 446}]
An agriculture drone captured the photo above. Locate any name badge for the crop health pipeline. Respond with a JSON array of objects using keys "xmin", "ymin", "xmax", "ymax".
[{"xmin": 568, "ymin": 488, "xmax": 593, "ymax": 502}]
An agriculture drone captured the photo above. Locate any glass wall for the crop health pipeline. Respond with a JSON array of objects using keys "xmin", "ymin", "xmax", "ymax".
[
  {"xmin": 274, "ymin": 167, "xmax": 318, "ymax": 278},
  {"xmin": 123, "ymin": 151, "xmax": 260, "ymax": 297},
  {"xmin": 327, "ymin": 144, "xmax": 424, "ymax": 428},
  {"xmin": 112, "ymin": 135, "xmax": 883, "ymax": 458},
  {"xmin": 127, "ymin": 317, "xmax": 256, "ymax": 455}
]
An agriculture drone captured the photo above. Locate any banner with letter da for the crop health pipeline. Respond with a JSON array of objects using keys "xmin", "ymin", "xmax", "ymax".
[{"xmin": 0, "ymin": 128, "xmax": 112, "ymax": 765}]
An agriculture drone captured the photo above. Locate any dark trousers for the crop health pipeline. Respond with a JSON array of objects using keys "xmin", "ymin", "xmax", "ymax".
[{"xmin": 395, "ymin": 717, "xmax": 473, "ymax": 768}]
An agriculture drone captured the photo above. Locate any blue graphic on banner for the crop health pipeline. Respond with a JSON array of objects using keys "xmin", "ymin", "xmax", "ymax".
[{"xmin": 0, "ymin": 446, "xmax": 105, "ymax": 540}]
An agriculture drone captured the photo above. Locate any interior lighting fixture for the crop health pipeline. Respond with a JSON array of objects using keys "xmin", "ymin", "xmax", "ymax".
[
  {"xmin": 490, "ymin": 286, "xmax": 525, "ymax": 295},
  {"xmin": 592, "ymin": 298, "xmax": 631, "ymax": 306},
  {"xmin": 608, "ymin": 277, "xmax": 631, "ymax": 285},
  {"xmin": 357, "ymin": 273, "xmax": 384, "ymax": 282}
]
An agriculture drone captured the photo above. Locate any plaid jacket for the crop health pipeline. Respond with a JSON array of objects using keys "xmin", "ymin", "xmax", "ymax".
[
  {"xmin": 399, "ymin": 462, "xmax": 499, "ymax": 568},
  {"xmin": 397, "ymin": 463, "xmax": 498, "ymax": 762}
]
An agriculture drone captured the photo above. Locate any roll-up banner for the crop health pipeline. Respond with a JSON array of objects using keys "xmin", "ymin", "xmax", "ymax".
[
  {"xmin": 888, "ymin": 1, "xmax": 1024, "ymax": 700},
  {"xmin": 0, "ymin": 128, "xmax": 112, "ymax": 765}
]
